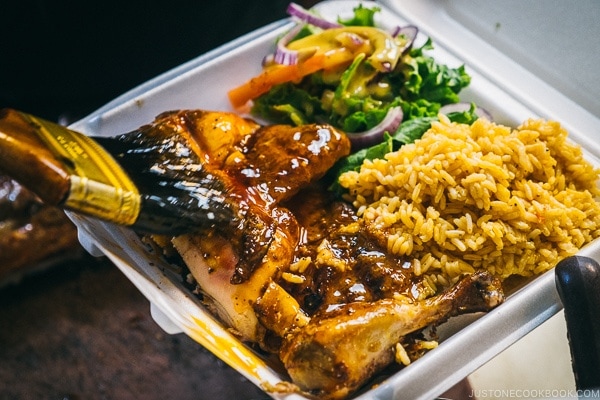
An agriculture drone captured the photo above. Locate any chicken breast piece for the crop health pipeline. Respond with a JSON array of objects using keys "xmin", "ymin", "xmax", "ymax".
[{"xmin": 169, "ymin": 114, "xmax": 350, "ymax": 341}]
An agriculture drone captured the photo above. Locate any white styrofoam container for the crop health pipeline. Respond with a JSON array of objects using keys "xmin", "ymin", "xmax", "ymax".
[
  {"xmin": 378, "ymin": 1, "xmax": 599, "ymax": 397},
  {"xmin": 67, "ymin": 1, "xmax": 600, "ymax": 399}
]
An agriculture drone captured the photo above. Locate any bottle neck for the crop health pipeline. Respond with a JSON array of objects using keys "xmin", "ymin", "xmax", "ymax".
[{"xmin": 0, "ymin": 109, "xmax": 141, "ymax": 226}]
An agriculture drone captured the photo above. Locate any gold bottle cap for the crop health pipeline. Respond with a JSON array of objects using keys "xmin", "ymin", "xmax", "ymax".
[{"xmin": 23, "ymin": 113, "xmax": 141, "ymax": 226}]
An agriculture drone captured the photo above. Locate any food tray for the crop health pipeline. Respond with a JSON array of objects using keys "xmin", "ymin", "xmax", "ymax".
[{"xmin": 67, "ymin": 1, "xmax": 600, "ymax": 398}]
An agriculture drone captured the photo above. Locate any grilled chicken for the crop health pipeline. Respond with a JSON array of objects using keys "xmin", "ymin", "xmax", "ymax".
[
  {"xmin": 173, "ymin": 207, "xmax": 302, "ymax": 342},
  {"xmin": 170, "ymin": 113, "xmax": 351, "ymax": 341},
  {"xmin": 279, "ymin": 270, "xmax": 502, "ymax": 399},
  {"xmin": 219, "ymin": 121, "xmax": 352, "ymax": 283},
  {"xmin": 95, "ymin": 110, "xmax": 274, "ymax": 282},
  {"xmin": 127, "ymin": 110, "xmax": 350, "ymax": 283},
  {"xmin": 153, "ymin": 111, "xmax": 504, "ymax": 399}
]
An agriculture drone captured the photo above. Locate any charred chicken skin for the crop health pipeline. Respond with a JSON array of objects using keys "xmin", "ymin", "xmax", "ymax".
[
  {"xmin": 171, "ymin": 110, "xmax": 351, "ymax": 342},
  {"xmin": 124, "ymin": 110, "xmax": 349, "ymax": 284},
  {"xmin": 152, "ymin": 110, "xmax": 505, "ymax": 399}
]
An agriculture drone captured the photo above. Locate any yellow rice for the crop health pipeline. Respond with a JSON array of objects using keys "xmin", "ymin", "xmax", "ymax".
[{"xmin": 339, "ymin": 115, "xmax": 600, "ymax": 293}]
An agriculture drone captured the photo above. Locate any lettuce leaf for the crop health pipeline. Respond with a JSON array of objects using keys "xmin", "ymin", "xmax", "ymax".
[
  {"xmin": 399, "ymin": 38, "xmax": 471, "ymax": 105},
  {"xmin": 251, "ymin": 82, "xmax": 323, "ymax": 125},
  {"xmin": 338, "ymin": 4, "xmax": 381, "ymax": 26}
]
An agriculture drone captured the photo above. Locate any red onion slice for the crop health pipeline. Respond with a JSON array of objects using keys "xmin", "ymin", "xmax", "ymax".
[
  {"xmin": 395, "ymin": 25, "xmax": 418, "ymax": 53},
  {"xmin": 287, "ymin": 2, "xmax": 342, "ymax": 30},
  {"xmin": 346, "ymin": 106, "xmax": 404, "ymax": 149},
  {"xmin": 273, "ymin": 23, "xmax": 304, "ymax": 65}
]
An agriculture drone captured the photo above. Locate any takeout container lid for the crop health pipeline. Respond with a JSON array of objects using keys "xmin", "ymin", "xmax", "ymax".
[{"xmin": 67, "ymin": 1, "xmax": 600, "ymax": 399}]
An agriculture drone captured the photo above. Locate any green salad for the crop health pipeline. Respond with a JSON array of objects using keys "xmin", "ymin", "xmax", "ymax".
[{"xmin": 228, "ymin": 2, "xmax": 481, "ymax": 191}]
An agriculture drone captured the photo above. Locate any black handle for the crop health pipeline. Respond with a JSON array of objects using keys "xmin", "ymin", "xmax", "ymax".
[{"xmin": 555, "ymin": 255, "xmax": 600, "ymax": 390}]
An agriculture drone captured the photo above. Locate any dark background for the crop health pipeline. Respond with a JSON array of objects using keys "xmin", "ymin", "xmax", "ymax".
[{"xmin": 0, "ymin": 0, "xmax": 301, "ymax": 122}]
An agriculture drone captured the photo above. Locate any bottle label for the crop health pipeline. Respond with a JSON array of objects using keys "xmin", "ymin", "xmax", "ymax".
[{"xmin": 23, "ymin": 113, "xmax": 141, "ymax": 226}]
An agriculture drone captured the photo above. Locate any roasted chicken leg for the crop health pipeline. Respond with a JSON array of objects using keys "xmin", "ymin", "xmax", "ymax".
[{"xmin": 279, "ymin": 271, "xmax": 503, "ymax": 399}]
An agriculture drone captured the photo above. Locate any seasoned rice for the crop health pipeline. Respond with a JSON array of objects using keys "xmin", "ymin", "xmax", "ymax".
[{"xmin": 339, "ymin": 115, "xmax": 600, "ymax": 294}]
